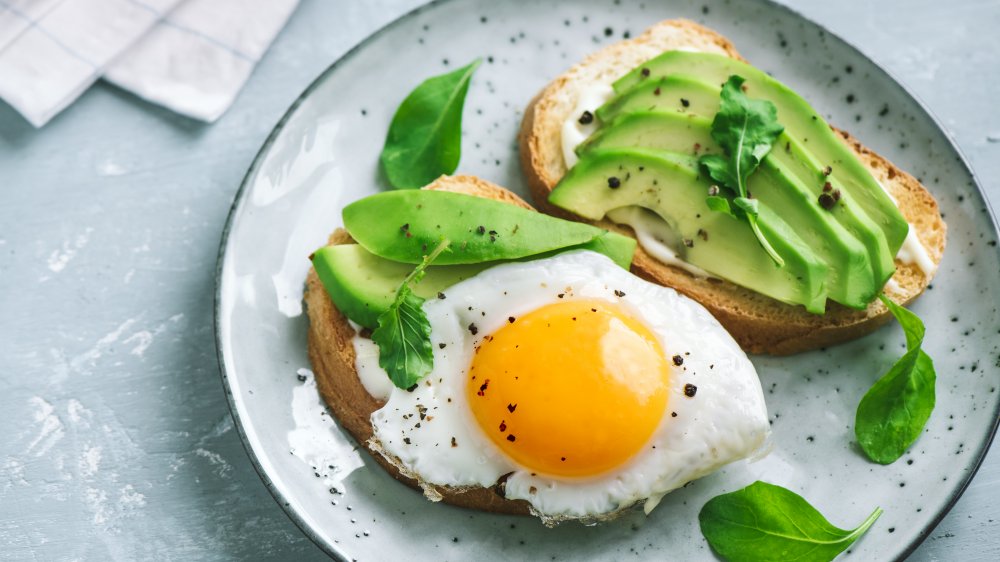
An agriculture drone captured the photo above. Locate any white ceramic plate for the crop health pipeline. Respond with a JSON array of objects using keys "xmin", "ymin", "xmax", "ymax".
[{"xmin": 215, "ymin": 0, "xmax": 1000, "ymax": 559}]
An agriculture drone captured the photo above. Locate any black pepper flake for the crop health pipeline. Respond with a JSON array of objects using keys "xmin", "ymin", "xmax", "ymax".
[
  {"xmin": 671, "ymin": 412, "xmax": 678, "ymax": 418},
  {"xmin": 832, "ymin": 189, "xmax": 841, "ymax": 202},
  {"xmin": 697, "ymin": 228, "xmax": 708, "ymax": 241},
  {"xmin": 499, "ymin": 420, "xmax": 507, "ymax": 432},
  {"xmin": 477, "ymin": 379, "xmax": 489, "ymax": 397},
  {"xmin": 508, "ymin": 316, "xmax": 516, "ymax": 323},
  {"xmin": 507, "ymin": 434, "xmax": 516, "ymax": 442},
  {"xmin": 672, "ymin": 355, "xmax": 684, "ymax": 366},
  {"xmin": 561, "ymin": 457, "xmax": 566, "ymax": 461},
  {"xmin": 823, "ymin": 181, "xmax": 832, "ymax": 192},
  {"xmin": 468, "ymin": 323, "xmax": 478, "ymax": 335},
  {"xmin": 557, "ymin": 293, "xmax": 565, "ymax": 299},
  {"xmin": 400, "ymin": 223, "xmax": 410, "ymax": 233},
  {"xmin": 680, "ymin": 98, "xmax": 690, "ymax": 108},
  {"xmin": 823, "ymin": 165, "xmax": 833, "ymax": 176},
  {"xmin": 297, "ymin": 373, "xmax": 307, "ymax": 382},
  {"xmin": 640, "ymin": 67, "xmax": 650, "ymax": 77},
  {"xmin": 451, "ymin": 437, "xmax": 457, "ymax": 447},
  {"xmin": 653, "ymin": 87, "xmax": 661, "ymax": 96},
  {"xmin": 607, "ymin": 176, "xmax": 621, "ymax": 188},
  {"xmin": 683, "ymin": 238, "xmax": 694, "ymax": 248},
  {"xmin": 614, "ymin": 289, "xmax": 626, "ymax": 297},
  {"xmin": 818, "ymin": 192, "xmax": 837, "ymax": 210},
  {"xmin": 438, "ymin": 343, "xmax": 446, "ymax": 349},
  {"xmin": 507, "ymin": 403, "xmax": 517, "ymax": 413},
  {"xmin": 437, "ymin": 291, "xmax": 446, "ymax": 300},
  {"xmin": 476, "ymin": 225, "xmax": 486, "ymax": 235},
  {"xmin": 578, "ymin": 110, "xmax": 594, "ymax": 125},
  {"xmin": 707, "ymin": 185, "xmax": 720, "ymax": 196},
  {"xmin": 684, "ymin": 384, "xmax": 698, "ymax": 397},
  {"xmin": 403, "ymin": 437, "xmax": 411, "ymax": 444}
]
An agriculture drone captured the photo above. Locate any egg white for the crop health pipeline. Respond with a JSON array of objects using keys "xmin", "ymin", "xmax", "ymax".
[{"xmin": 360, "ymin": 250, "xmax": 769, "ymax": 524}]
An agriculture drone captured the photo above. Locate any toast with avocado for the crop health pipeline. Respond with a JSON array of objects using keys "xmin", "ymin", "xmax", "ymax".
[
  {"xmin": 305, "ymin": 174, "xmax": 636, "ymax": 515},
  {"xmin": 518, "ymin": 19, "xmax": 945, "ymax": 355}
]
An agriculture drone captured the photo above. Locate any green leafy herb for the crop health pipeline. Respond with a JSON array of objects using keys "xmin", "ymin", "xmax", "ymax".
[
  {"xmin": 699, "ymin": 75, "xmax": 786, "ymax": 266},
  {"xmin": 855, "ymin": 294, "xmax": 936, "ymax": 464},
  {"xmin": 699, "ymin": 481, "xmax": 882, "ymax": 562},
  {"xmin": 379, "ymin": 59, "xmax": 481, "ymax": 189},
  {"xmin": 371, "ymin": 240, "xmax": 450, "ymax": 389}
]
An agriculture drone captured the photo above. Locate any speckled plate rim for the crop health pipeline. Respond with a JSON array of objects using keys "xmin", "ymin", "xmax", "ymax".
[{"xmin": 213, "ymin": 1, "xmax": 1000, "ymax": 560}]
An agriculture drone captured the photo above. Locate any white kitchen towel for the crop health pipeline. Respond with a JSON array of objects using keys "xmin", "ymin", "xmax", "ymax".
[{"xmin": 0, "ymin": 0, "xmax": 298, "ymax": 127}]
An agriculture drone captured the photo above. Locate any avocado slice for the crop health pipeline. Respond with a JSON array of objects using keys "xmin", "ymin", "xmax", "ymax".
[
  {"xmin": 342, "ymin": 190, "xmax": 634, "ymax": 268},
  {"xmin": 611, "ymin": 51, "xmax": 908, "ymax": 254},
  {"xmin": 593, "ymin": 77, "xmax": 898, "ymax": 288},
  {"xmin": 594, "ymin": 75, "xmax": 718, "ymax": 123},
  {"xmin": 312, "ymin": 244, "xmax": 493, "ymax": 329},
  {"xmin": 550, "ymin": 147, "xmax": 828, "ymax": 313},
  {"xmin": 578, "ymin": 111, "xmax": 879, "ymax": 308}
]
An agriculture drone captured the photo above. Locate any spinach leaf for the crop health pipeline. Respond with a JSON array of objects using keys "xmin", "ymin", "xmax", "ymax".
[
  {"xmin": 699, "ymin": 481, "xmax": 882, "ymax": 562},
  {"xmin": 699, "ymin": 75, "xmax": 785, "ymax": 266},
  {"xmin": 380, "ymin": 59, "xmax": 481, "ymax": 190},
  {"xmin": 855, "ymin": 294, "xmax": 936, "ymax": 464},
  {"xmin": 371, "ymin": 240, "xmax": 450, "ymax": 389}
]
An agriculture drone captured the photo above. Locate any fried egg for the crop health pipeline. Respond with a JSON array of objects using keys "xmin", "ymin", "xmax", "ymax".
[{"xmin": 358, "ymin": 250, "xmax": 769, "ymax": 524}]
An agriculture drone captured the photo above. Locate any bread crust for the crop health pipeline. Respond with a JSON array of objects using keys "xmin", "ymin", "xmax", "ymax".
[
  {"xmin": 304, "ymin": 175, "xmax": 536, "ymax": 516},
  {"xmin": 518, "ymin": 19, "xmax": 946, "ymax": 355}
]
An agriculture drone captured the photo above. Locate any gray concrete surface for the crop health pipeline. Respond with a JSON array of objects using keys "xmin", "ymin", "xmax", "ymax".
[{"xmin": 1, "ymin": 0, "xmax": 997, "ymax": 559}]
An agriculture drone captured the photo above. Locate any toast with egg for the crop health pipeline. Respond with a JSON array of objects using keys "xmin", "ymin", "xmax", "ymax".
[
  {"xmin": 518, "ymin": 19, "xmax": 946, "ymax": 355},
  {"xmin": 305, "ymin": 175, "xmax": 538, "ymax": 516}
]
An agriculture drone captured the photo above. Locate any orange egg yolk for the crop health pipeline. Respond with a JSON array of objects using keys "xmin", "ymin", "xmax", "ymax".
[{"xmin": 466, "ymin": 298, "xmax": 671, "ymax": 478}]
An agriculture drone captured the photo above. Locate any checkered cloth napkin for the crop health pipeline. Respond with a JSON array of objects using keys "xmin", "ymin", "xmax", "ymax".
[{"xmin": 0, "ymin": 0, "xmax": 298, "ymax": 127}]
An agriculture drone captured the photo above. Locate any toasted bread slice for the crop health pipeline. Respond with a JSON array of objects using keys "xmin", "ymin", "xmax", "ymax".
[
  {"xmin": 518, "ymin": 19, "xmax": 946, "ymax": 355},
  {"xmin": 305, "ymin": 175, "xmax": 537, "ymax": 516}
]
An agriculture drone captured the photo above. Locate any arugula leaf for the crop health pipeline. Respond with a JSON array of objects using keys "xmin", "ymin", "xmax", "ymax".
[
  {"xmin": 380, "ymin": 59, "xmax": 481, "ymax": 190},
  {"xmin": 855, "ymin": 295, "xmax": 936, "ymax": 464},
  {"xmin": 699, "ymin": 75, "xmax": 785, "ymax": 266},
  {"xmin": 371, "ymin": 240, "xmax": 450, "ymax": 389},
  {"xmin": 699, "ymin": 481, "xmax": 882, "ymax": 562}
]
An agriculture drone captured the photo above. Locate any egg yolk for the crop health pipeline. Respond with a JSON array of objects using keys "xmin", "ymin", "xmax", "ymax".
[{"xmin": 467, "ymin": 298, "xmax": 670, "ymax": 478}]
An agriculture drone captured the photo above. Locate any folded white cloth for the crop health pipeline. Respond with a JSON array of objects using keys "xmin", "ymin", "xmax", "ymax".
[{"xmin": 0, "ymin": 0, "xmax": 298, "ymax": 127}]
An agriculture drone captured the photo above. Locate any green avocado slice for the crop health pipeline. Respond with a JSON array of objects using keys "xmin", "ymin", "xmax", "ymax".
[
  {"xmin": 550, "ymin": 147, "xmax": 828, "ymax": 313},
  {"xmin": 610, "ymin": 51, "xmax": 908, "ymax": 254},
  {"xmin": 312, "ymin": 244, "xmax": 493, "ymax": 329},
  {"xmin": 595, "ymin": 75, "xmax": 718, "ymax": 123},
  {"xmin": 314, "ymin": 235, "xmax": 638, "ymax": 329},
  {"xmin": 342, "ymin": 190, "xmax": 634, "ymax": 268},
  {"xmin": 578, "ymin": 110, "xmax": 880, "ymax": 308}
]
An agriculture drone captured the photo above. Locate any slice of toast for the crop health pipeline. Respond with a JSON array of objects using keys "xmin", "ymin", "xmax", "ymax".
[
  {"xmin": 518, "ymin": 19, "xmax": 946, "ymax": 355},
  {"xmin": 305, "ymin": 175, "xmax": 537, "ymax": 516}
]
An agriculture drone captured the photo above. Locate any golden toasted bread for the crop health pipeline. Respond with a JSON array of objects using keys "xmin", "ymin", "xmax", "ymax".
[
  {"xmin": 518, "ymin": 19, "xmax": 946, "ymax": 354},
  {"xmin": 304, "ymin": 175, "xmax": 536, "ymax": 515}
]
